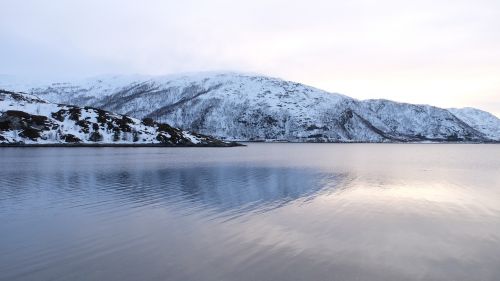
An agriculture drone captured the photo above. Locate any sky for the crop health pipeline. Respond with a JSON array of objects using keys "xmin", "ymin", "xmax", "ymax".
[{"xmin": 1, "ymin": 0, "xmax": 499, "ymax": 116}]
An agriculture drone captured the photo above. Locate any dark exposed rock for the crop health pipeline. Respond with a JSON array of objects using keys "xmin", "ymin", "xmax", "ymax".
[
  {"xmin": 62, "ymin": 134, "xmax": 81, "ymax": 143},
  {"xmin": 89, "ymin": 131, "xmax": 103, "ymax": 142},
  {"xmin": 142, "ymin": 117, "xmax": 155, "ymax": 127},
  {"xmin": 68, "ymin": 107, "xmax": 81, "ymax": 121},
  {"xmin": 0, "ymin": 120, "xmax": 9, "ymax": 131},
  {"xmin": 20, "ymin": 128, "xmax": 41, "ymax": 140},
  {"xmin": 75, "ymin": 120, "xmax": 90, "ymax": 133},
  {"xmin": 0, "ymin": 111, "xmax": 55, "ymax": 136}
]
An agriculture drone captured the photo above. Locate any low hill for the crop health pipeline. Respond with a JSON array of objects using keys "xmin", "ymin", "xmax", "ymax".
[{"xmin": 0, "ymin": 90, "xmax": 238, "ymax": 146}]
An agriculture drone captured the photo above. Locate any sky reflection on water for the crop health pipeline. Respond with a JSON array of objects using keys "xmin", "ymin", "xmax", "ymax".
[{"xmin": 0, "ymin": 144, "xmax": 499, "ymax": 281}]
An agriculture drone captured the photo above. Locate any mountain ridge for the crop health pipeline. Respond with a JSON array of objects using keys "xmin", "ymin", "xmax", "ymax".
[{"xmin": 1, "ymin": 73, "xmax": 498, "ymax": 142}]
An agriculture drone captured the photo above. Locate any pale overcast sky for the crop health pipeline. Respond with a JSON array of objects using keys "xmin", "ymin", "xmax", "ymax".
[{"xmin": 1, "ymin": 0, "xmax": 499, "ymax": 115}]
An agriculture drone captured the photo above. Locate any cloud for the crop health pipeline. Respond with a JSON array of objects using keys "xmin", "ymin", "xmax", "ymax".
[{"xmin": 1, "ymin": 0, "xmax": 499, "ymax": 115}]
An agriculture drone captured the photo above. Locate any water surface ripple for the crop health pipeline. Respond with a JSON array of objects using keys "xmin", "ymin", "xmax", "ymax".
[{"xmin": 0, "ymin": 144, "xmax": 499, "ymax": 281}]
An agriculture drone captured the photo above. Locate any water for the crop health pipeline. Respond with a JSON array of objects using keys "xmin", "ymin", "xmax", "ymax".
[{"xmin": 0, "ymin": 144, "xmax": 499, "ymax": 281}]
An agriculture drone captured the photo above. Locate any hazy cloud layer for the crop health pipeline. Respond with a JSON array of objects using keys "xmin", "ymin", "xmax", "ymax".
[{"xmin": 1, "ymin": 0, "xmax": 499, "ymax": 115}]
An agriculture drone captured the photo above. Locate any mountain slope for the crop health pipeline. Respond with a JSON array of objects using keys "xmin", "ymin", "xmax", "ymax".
[
  {"xmin": 0, "ymin": 90, "xmax": 236, "ymax": 146},
  {"xmin": 0, "ymin": 73, "xmax": 493, "ymax": 142},
  {"xmin": 358, "ymin": 99, "xmax": 487, "ymax": 141},
  {"xmin": 448, "ymin": 107, "xmax": 500, "ymax": 141}
]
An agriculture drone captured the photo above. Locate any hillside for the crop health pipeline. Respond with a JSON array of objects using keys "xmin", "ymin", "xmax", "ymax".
[
  {"xmin": 1, "ymin": 73, "xmax": 496, "ymax": 142},
  {"xmin": 0, "ymin": 90, "xmax": 237, "ymax": 146},
  {"xmin": 448, "ymin": 107, "xmax": 500, "ymax": 141}
]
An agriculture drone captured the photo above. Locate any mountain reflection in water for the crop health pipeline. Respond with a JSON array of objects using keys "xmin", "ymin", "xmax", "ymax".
[{"xmin": 0, "ymin": 144, "xmax": 499, "ymax": 281}]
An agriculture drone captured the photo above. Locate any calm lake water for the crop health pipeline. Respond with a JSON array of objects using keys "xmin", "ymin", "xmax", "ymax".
[{"xmin": 0, "ymin": 144, "xmax": 499, "ymax": 281}]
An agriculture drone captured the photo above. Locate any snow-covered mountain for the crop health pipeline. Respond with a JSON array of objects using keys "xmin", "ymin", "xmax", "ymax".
[
  {"xmin": 0, "ymin": 90, "xmax": 236, "ymax": 146},
  {"xmin": 448, "ymin": 107, "xmax": 500, "ymax": 141},
  {"xmin": 0, "ymin": 73, "xmax": 497, "ymax": 142}
]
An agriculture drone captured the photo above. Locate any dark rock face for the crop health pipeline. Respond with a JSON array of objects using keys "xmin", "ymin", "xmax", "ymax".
[
  {"xmin": 62, "ymin": 134, "xmax": 81, "ymax": 143},
  {"xmin": 0, "ymin": 110, "xmax": 57, "ymax": 141}
]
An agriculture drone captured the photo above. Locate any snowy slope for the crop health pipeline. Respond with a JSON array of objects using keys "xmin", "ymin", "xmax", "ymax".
[
  {"xmin": 0, "ymin": 90, "xmax": 235, "ymax": 146},
  {"xmin": 358, "ymin": 99, "xmax": 486, "ymax": 141},
  {"xmin": 448, "ymin": 107, "xmax": 500, "ymax": 141},
  {"xmin": 0, "ymin": 73, "xmax": 493, "ymax": 142}
]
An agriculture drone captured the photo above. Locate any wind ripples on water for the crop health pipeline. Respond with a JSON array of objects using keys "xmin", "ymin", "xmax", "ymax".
[{"xmin": 0, "ymin": 144, "xmax": 499, "ymax": 281}]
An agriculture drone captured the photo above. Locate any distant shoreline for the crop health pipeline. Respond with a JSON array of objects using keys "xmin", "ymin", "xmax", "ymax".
[
  {"xmin": 0, "ymin": 141, "xmax": 497, "ymax": 148},
  {"xmin": 0, "ymin": 142, "xmax": 244, "ymax": 148},
  {"xmin": 235, "ymin": 140, "xmax": 500, "ymax": 144}
]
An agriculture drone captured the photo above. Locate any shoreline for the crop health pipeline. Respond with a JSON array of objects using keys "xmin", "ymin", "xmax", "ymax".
[
  {"xmin": 0, "ymin": 142, "xmax": 244, "ymax": 148},
  {"xmin": 0, "ymin": 141, "xmax": 497, "ymax": 147}
]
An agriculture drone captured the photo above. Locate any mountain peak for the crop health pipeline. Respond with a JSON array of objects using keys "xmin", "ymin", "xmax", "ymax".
[{"xmin": 1, "ymin": 74, "xmax": 498, "ymax": 142}]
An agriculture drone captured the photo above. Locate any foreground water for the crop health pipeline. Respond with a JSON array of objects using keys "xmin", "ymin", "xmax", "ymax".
[{"xmin": 0, "ymin": 144, "xmax": 499, "ymax": 281}]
